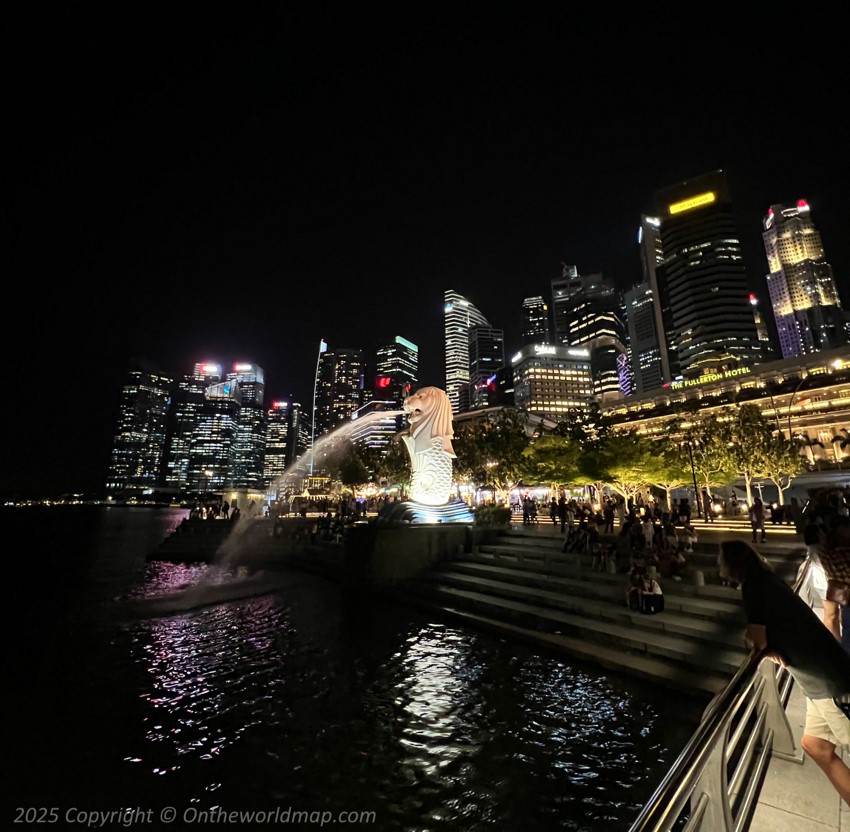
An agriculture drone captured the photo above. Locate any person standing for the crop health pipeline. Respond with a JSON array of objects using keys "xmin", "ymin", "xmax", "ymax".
[
  {"xmin": 603, "ymin": 499, "xmax": 615, "ymax": 534},
  {"xmin": 549, "ymin": 497, "xmax": 559, "ymax": 526},
  {"xmin": 558, "ymin": 493, "xmax": 568, "ymax": 533},
  {"xmin": 749, "ymin": 496, "xmax": 766, "ymax": 543},
  {"xmin": 718, "ymin": 540, "xmax": 850, "ymax": 806},
  {"xmin": 702, "ymin": 489, "xmax": 715, "ymax": 522}
]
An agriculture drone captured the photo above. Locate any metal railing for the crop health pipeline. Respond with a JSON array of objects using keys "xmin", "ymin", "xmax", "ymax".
[{"xmin": 627, "ymin": 560, "xmax": 810, "ymax": 832}]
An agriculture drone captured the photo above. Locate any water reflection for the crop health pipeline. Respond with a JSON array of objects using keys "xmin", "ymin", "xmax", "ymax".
[{"xmin": 20, "ymin": 512, "xmax": 696, "ymax": 831}]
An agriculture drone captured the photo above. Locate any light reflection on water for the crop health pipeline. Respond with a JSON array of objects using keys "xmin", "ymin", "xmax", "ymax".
[
  {"xmin": 12, "ymin": 508, "xmax": 700, "ymax": 832},
  {"xmin": 121, "ymin": 563, "xmax": 691, "ymax": 830}
]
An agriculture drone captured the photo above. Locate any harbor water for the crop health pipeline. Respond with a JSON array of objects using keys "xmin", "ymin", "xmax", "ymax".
[{"xmin": 9, "ymin": 506, "xmax": 704, "ymax": 831}]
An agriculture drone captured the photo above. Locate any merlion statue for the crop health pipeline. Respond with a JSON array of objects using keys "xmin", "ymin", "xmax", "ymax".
[{"xmin": 399, "ymin": 386, "xmax": 456, "ymax": 506}]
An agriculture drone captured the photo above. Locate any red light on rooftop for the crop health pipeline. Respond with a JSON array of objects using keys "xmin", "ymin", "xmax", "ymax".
[{"xmin": 797, "ymin": 199, "xmax": 809, "ymax": 208}]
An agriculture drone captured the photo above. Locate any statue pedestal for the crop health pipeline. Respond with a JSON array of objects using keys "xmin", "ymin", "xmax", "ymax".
[
  {"xmin": 375, "ymin": 498, "xmax": 475, "ymax": 526},
  {"xmin": 345, "ymin": 501, "xmax": 474, "ymax": 587}
]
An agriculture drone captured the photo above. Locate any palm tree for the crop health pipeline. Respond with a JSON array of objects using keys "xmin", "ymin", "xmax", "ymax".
[
  {"xmin": 795, "ymin": 434, "xmax": 825, "ymax": 470},
  {"xmin": 831, "ymin": 428, "xmax": 849, "ymax": 468}
]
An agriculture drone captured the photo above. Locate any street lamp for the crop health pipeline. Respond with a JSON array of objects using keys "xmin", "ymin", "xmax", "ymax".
[
  {"xmin": 785, "ymin": 375, "xmax": 809, "ymax": 440},
  {"xmin": 683, "ymin": 436, "xmax": 702, "ymax": 519}
]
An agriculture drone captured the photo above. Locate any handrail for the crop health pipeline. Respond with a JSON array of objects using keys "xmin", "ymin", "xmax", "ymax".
[{"xmin": 627, "ymin": 557, "xmax": 811, "ymax": 832}]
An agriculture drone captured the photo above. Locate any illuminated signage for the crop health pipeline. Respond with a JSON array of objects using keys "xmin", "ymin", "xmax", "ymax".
[
  {"xmin": 272, "ymin": 401, "xmax": 288, "ymax": 409},
  {"xmin": 376, "ymin": 376, "xmax": 392, "ymax": 389},
  {"xmin": 568, "ymin": 348, "xmax": 590, "ymax": 358},
  {"xmin": 511, "ymin": 351, "xmax": 523, "ymax": 364},
  {"xmin": 234, "ymin": 363, "xmax": 253, "ymax": 371},
  {"xmin": 668, "ymin": 191, "xmax": 716, "ymax": 215},
  {"xmin": 535, "ymin": 344, "xmax": 556, "ymax": 355},
  {"xmin": 669, "ymin": 367, "xmax": 752, "ymax": 389},
  {"xmin": 201, "ymin": 364, "xmax": 219, "ymax": 374}
]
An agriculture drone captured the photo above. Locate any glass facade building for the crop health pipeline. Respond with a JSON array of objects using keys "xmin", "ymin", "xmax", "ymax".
[
  {"xmin": 105, "ymin": 365, "xmax": 174, "ymax": 495},
  {"xmin": 444, "ymin": 289, "xmax": 491, "ymax": 413}
]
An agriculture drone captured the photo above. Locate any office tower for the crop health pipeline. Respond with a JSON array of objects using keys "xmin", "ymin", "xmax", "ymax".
[
  {"xmin": 314, "ymin": 346, "xmax": 365, "ymax": 437},
  {"xmin": 511, "ymin": 343, "xmax": 594, "ymax": 421},
  {"xmin": 551, "ymin": 264, "xmax": 581, "ymax": 344},
  {"xmin": 553, "ymin": 273, "xmax": 629, "ymax": 402},
  {"xmin": 521, "ymin": 296, "xmax": 550, "ymax": 345},
  {"xmin": 763, "ymin": 199, "xmax": 849, "ymax": 357},
  {"xmin": 624, "ymin": 215, "xmax": 671, "ymax": 394},
  {"xmin": 374, "ymin": 335, "xmax": 419, "ymax": 406},
  {"xmin": 226, "ymin": 362, "xmax": 265, "ymax": 406},
  {"xmin": 165, "ymin": 362, "xmax": 222, "ymax": 493},
  {"xmin": 287, "ymin": 401, "xmax": 310, "ymax": 469},
  {"xmin": 225, "ymin": 362, "xmax": 267, "ymax": 490},
  {"xmin": 105, "ymin": 363, "xmax": 174, "ymax": 495},
  {"xmin": 444, "ymin": 289, "xmax": 490, "ymax": 413},
  {"xmin": 468, "ymin": 324, "xmax": 505, "ymax": 409},
  {"xmin": 188, "ymin": 376, "xmax": 241, "ymax": 494},
  {"xmin": 749, "ymin": 293, "xmax": 773, "ymax": 357},
  {"xmin": 263, "ymin": 400, "xmax": 290, "ymax": 487},
  {"xmin": 654, "ymin": 170, "xmax": 761, "ymax": 378}
]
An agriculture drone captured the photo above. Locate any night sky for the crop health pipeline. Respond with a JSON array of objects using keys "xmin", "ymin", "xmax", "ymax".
[{"xmin": 8, "ymin": 8, "xmax": 848, "ymax": 499}]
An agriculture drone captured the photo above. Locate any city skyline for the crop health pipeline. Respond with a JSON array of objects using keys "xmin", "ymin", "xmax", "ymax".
[{"xmin": 8, "ymin": 9, "xmax": 848, "ymax": 498}]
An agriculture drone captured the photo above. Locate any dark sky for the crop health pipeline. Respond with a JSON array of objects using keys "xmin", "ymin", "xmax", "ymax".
[{"xmin": 7, "ymin": 8, "xmax": 848, "ymax": 498}]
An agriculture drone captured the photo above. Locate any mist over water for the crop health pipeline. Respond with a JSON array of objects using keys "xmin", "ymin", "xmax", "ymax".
[{"xmin": 10, "ymin": 507, "xmax": 702, "ymax": 831}]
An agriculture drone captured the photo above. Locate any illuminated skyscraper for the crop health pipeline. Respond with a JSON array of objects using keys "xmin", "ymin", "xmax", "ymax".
[
  {"xmin": 552, "ymin": 272, "xmax": 629, "ymax": 402},
  {"xmin": 624, "ymin": 215, "xmax": 671, "ymax": 394},
  {"xmin": 444, "ymin": 289, "xmax": 490, "ymax": 413},
  {"xmin": 314, "ymin": 347, "xmax": 365, "ymax": 436},
  {"xmin": 226, "ymin": 363, "xmax": 267, "ymax": 490},
  {"xmin": 763, "ymin": 199, "xmax": 849, "ymax": 357},
  {"xmin": 654, "ymin": 170, "xmax": 760, "ymax": 378},
  {"xmin": 105, "ymin": 363, "xmax": 174, "ymax": 495},
  {"xmin": 521, "ymin": 296, "xmax": 550, "ymax": 345},
  {"xmin": 468, "ymin": 325, "xmax": 505, "ymax": 409},
  {"xmin": 263, "ymin": 400, "xmax": 289, "ymax": 485},
  {"xmin": 165, "ymin": 362, "xmax": 223, "ymax": 493},
  {"xmin": 374, "ymin": 335, "xmax": 419, "ymax": 406},
  {"xmin": 551, "ymin": 264, "xmax": 582, "ymax": 344}
]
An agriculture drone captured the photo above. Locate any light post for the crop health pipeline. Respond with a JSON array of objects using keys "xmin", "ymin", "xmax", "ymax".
[
  {"xmin": 785, "ymin": 375, "xmax": 808, "ymax": 440},
  {"xmin": 310, "ymin": 339, "xmax": 328, "ymax": 476},
  {"xmin": 684, "ymin": 437, "xmax": 702, "ymax": 519}
]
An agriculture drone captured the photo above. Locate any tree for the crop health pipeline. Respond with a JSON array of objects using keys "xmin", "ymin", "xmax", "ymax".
[
  {"xmin": 591, "ymin": 431, "xmax": 657, "ymax": 504},
  {"xmin": 760, "ymin": 433, "xmax": 804, "ymax": 506},
  {"xmin": 377, "ymin": 437, "xmax": 411, "ymax": 494},
  {"xmin": 323, "ymin": 441, "xmax": 370, "ymax": 489},
  {"xmin": 453, "ymin": 408, "xmax": 530, "ymax": 502},
  {"xmin": 520, "ymin": 433, "xmax": 582, "ymax": 490},
  {"xmin": 726, "ymin": 404, "xmax": 774, "ymax": 505},
  {"xmin": 649, "ymin": 445, "xmax": 693, "ymax": 510},
  {"xmin": 686, "ymin": 414, "xmax": 737, "ymax": 497},
  {"xmin": 555, "ymin": 402, "xmax": 613, "ymax": 444}
]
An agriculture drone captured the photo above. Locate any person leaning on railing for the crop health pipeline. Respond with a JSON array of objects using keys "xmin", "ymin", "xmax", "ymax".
[
  {"xmin": 718, "ymin": 539, "xmax": 850, "ymax": 807},
  {"xmin": 818, "ymin": 513, "xmax": 850, "ymax": 653}
]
